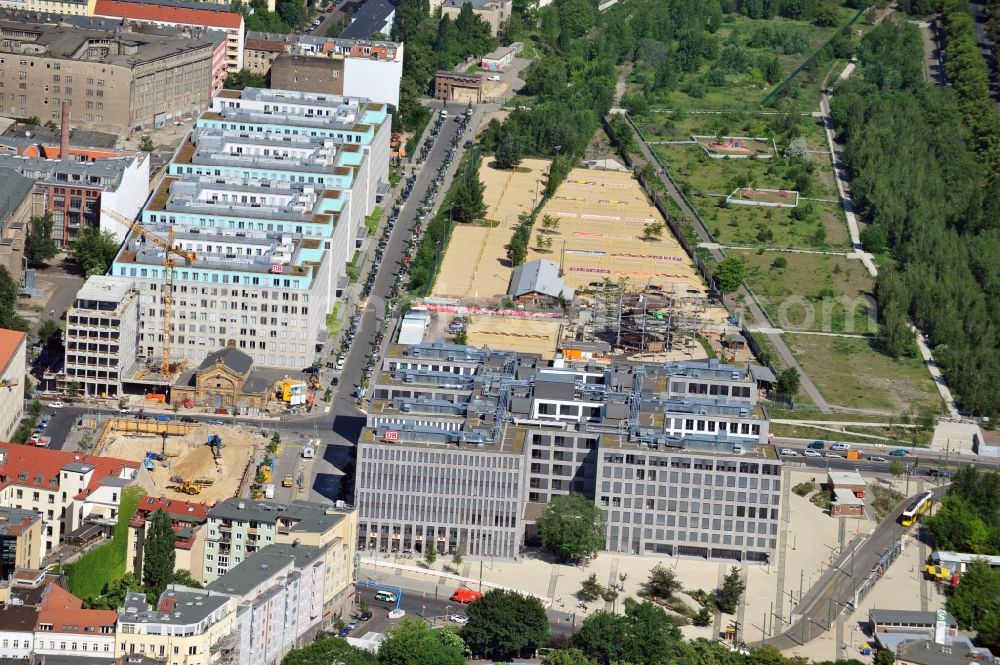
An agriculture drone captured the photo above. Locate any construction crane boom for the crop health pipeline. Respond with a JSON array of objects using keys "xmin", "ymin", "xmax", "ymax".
[{"xmin": 104, "ymin": 208, "xmax": 197, "ymax": 377}]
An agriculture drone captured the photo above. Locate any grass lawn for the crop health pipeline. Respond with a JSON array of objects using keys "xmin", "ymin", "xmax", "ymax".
[
  {"xmin": 770, "ymin": 423, "xmax": 933, "ymax": 446},
  {"xmin": 365, "ymin": 206, "xmax": 383, "ymax": 236},
  {"xmin": 67, "ymin": 485, "xmax": 144, "ymax": 599},
  {"xmin": 326, "ymin": 301, "xmax": 344, "ymax": 335},
  {"xmin": 737, "ymin": 250, "xmax": 875, "ymax": 333},
  {"xmin": 782, "ymin": 333, "xmax": 944, "ymax": 415}
]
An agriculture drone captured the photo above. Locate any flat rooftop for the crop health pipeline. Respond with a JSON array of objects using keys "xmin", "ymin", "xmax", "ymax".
[
  {"xmin": 175, "ymin": 127, "xmax": 356, "ymax": 175},
  {"xmin": 206, "ymin": 542, "xmax": 325, "ymax": 597},
  {"xmin": 0, "ymin": 17, "xmax": 215, "ymax": 67},
  {"xmin": 73, "ymin": 275, "xmax": 136, "ymax": 304}
]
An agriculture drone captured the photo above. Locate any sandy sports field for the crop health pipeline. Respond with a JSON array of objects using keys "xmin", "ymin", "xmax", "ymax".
[
  {"xmin": 102, "ymin": 423, "xmax": 260, "ymax": 503},
  {"xmin": 526, "ymin": 169, "xmax": 724, "ymax": 318},
  {"xmin": 466, "ymin": 315, "xmax": 563, "ymax": 359},
  {"xmin": 432, "ymin": 158, "xmax": 550, "ymax": 300}
]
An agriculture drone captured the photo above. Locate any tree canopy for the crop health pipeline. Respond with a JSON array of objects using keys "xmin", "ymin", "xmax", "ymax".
[
  {"xmin": 462, "ymin": 589, "xmax": 549, "ymax": 660},
  {"xmin": 281, "ymin": 637, "xmax": 377, "ymax": 665},
  {"xmin": 377, "ymin": 619, "xmax": 465, "ymax": 665},
  {"xmin": 537, "ymin": 493, "xmax": 606, "ymax": 562},
  {"xmin": 0, "ymin": 267, "xmax": 28, "ymax": 332},
  {"xmin": 70, "ymin": 228, "xmax": 120, "ymax": 277},
  {"xmin": 713, "ymin": 257, "xmax": 746, "ymax": 293},
  {"xmin": 926, "ymin": 468, "xmax": 1000, "ymax": 554},
  {"xmin": 25, "ymin": 215, "xmax": 58, "ymax": 267},
  {"xmin": 142, "ymin": 509, "xmax": 176, "ymax": 600},
  {"xmin": 574, "ymin": 600, "xmax": 683, "ymax": 665}
]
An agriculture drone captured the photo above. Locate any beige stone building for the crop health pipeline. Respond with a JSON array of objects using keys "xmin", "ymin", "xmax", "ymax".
[
  {"xmin": 432, "ymin": 0, "xmax": 512, "ymax": 35},
  {"xmin": 0, "ymin": 506, "xmax": 43, "ymax": 577},
  {"xmin": 0, "ymin": 18, "xmax": 215, "ymax": 135},
  {"xmin": 0, "ymin": 328, "xmax": 26, "ymax": 442},
  {"xmin": 126, "ymin": 495, "xmax": 209, "ymax": 583},
  {"xmin": 0, "ymin": 170, "xmax": 39, "ymax": 284},
  {"xmin": 243, "ymin": 31, "xmax": 292, "ymax": 75}
]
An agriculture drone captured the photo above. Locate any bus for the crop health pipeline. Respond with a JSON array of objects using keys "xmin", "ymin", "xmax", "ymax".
[{"xmin": 900, "ymin": 491, "xmax": 933, "ymax": 526}]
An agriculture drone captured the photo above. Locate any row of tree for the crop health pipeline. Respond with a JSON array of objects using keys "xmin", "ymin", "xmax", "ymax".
[
  {"xmin": 830, "ymin": 19, "xmax": 1000, "ymax": 418},
  {"xmin": 391, "ymin": 0, "xmax": 499, "ymax": 130},
  {"xmin": 926, "ymin": 467, "xmax": 1000, "ymax": 555}
]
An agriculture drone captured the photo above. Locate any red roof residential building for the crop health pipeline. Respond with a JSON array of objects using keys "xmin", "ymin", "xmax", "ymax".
[
  {"xmin": 0, "ymin": 445, "xmax": 140, "ymax": 558},
  {"xmin": 93, "ymin": 0, "xmax": 245, "ymax": 79},
  {"xmin": 127, "ymin": 496, "xmax": 210, "ymax": 583},
  {"xmin": 37, "ymin": 583, "xmax": 117, "ymax": 634}
]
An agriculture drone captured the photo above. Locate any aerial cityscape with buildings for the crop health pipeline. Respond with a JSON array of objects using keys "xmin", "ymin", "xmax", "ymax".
[{"xmin": 0, "ymin": 0, "xmax": 998, "ymax": 664}]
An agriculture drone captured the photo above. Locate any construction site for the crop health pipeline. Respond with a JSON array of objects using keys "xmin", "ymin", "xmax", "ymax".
[{"xmin": 99, "ymin": 422, "xmax": 262, "ymax": 503}]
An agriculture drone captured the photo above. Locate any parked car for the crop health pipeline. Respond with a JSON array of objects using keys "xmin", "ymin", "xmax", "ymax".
[
  {"xmin": 824, "ymin": 452, "xmax": 842, "ymax": 458},
  {"xmin": 780, "ymin": 448, "xmax": 799, "ymax": 456},
  {"xmin": 450, "ymin": 614, "xmax": 468, "ymax": 624},
  {"xmin": 803, "ymin": 449, "xmax": 822, "ymax": 458},
  {"xmin": 808, "ymin": 440, "xmax": 825, "ymax": 450},
  {"xmin": 359, "ymin": 611, "xmax": 373, "ymax": 622},
  {"xmin": 180, "ymin": 416, "xmax": 196, "ymax": 423},
  {"xmin": 282, "ymin": 474, "xmax": 294, "ymax": 488},
  {"xmin": 29, "ymin": 434, "xmax": 41, "ymax": 444},
  {"xmin": 868, "ymin": 455, "xmax": 886, "ymax": 462},
  {"xmin": 49, "ymin": 401, "xmax": 65, "ymax": 409},
  {"xmin": 154, "ymin": 415, "xmax": 172, "ymax": 422},
  {"xmin": 206, "ymin": 419, "xmax": 224, "ymax": 426},
  {"xmin": 889, "ymin": 448, "xmax": 908, "ymax": 457}
]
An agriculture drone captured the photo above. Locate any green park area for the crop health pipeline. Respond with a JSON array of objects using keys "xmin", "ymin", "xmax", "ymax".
[
  {"xmin": 737, "ymin": 250, "xmax": 875, "ymax": 334},
  {"xmin": 782, "ymin": 333, "xmax": 943, "ymax": 415}
]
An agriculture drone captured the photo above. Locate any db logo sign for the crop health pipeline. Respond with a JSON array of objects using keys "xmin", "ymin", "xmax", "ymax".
[{"xmin": 384, "ymin": 430, "xmax": 399, "ymax": 441}]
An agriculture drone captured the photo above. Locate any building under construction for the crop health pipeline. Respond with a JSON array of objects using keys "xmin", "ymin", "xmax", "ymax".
[{"xmin": 587, "ymin": 282, "xmax": 714, "ymax": 355}]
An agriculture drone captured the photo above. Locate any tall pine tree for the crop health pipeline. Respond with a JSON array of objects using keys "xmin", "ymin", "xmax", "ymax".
[{"xmin": 143, "ymin": 509, "xmax": 176, "ymax": 600}]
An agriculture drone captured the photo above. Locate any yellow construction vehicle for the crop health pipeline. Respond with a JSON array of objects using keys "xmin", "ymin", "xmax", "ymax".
[
  {"xmin": 925, "ymin": 564, "xmax": 950, "ymax": 582},
  {"xmin": 308, "ymin": 374, "xmax": 321, "ymax": 390},
  {"xmin": 173, "ymin": 480, "xmax": 201, "ymax": 495},
  {"xmin": 105, "ymin": 208, "xmax": 198, "ymax": 377}
]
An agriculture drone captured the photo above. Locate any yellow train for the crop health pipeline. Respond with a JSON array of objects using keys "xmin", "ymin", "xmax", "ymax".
[{"xmin": 900, "ymin": 491, "xmax": 933, "ymax": 526}]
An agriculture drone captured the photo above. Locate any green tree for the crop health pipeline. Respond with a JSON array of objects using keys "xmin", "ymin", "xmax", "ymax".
[
  {"xmin": 874, "ymin": 648, "xmax": 895, "ymax": 665},
  {"xmin": 776, "ymin": 367, "xmax": 800, "ymax": 397},
  {"xmin": 67, "ymin": 381, "xmax": 80, "ymax": 399},
  {"xmin": 574, "ymin": 601, "xmax": 682, "ymax": 665},
  {"xmin": 424, "ymin": 544, "xmax": 437, "ymax": 565},
  {"xmin": 641, "ymin": 222, "xmax": 664, "ymax": 241},
  {"xmin": 142, "ymin": 509, "xmax": 176, "ymax": 599},
  {"xmin": 645, "ymin": 562, "xmax": 681, "ymax": 599},
  {"xmin": 578, "ymin": 573, "xmax": 606, "ymax": 602},
  {"xmin": 276, "ymin": 0, "xmax": 304, "ymax": 28},
  {"xmin": 536, "ymin": 493, "xmax": 605, "ymax": 562},
  {"xmin": 713, "ymin": 257, "xmax": 745, "ymax": 293},
  {"xmin": 224, "ymin": 69, "xmax": 267, "ymax": 91},
  {"xmin": 282, "ymin": 637, "xmax": 377, "ymax": 665},
  {"xmin": 25, "ymin": 215, "xmax": 58, "ymax": 267},
  {"xmin": 36, "ymin": 319, "xmax": 63, "ymax": 355},
  {"xmin": 378, "ymin": 618, "xmax": 465, "ymax": 665},
  {"xmin": 452, "ymin": 547, "xmax": 464, "ymax": 566},
  {"xmin": 716, "ymin": 567, "xmax": 745, "ymax": 614},
  {"xmin": 451, "ymin": 168, "xmax": 487, "ymax": 223},
  {"xmin": 0, "ymin": 267, "xmax": 27, "ymax": 332},
  {"xmin": 83, "ymin": 572, "xmax": 143, "ymax": 609},
  {"xmin": 494, "ymin": 130, "xmax": 524, "ymax": 169},
  {"xmin": 70, "ymin": 228, "xmax": 121, "ymax": 277},
  {"xmin": 138, "ymin": 136, "xmax": 155, "ymax": 153},
  {"xmin": 693, "ymin": 606, "xmax": 713, "ymax": 627},
  {"xmin": 462, "ymin": 589, "xmax": 549, "ymax": 660},
  {"xmin": 171, "ymin": 569, "xmax": 202, "ymax": 588},
  {"xmin": 543, "ymin": 648, "xmax": 598, "ymax": 665},
  {"xmin": 888, "ymin": 459, "xmax": 904, "ymax": 477},
  {"xmin": 947, "ymin": 560, "xmax": 1000, "ymax": 649}
]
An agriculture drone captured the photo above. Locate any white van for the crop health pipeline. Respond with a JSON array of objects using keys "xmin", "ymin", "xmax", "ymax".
[
  {"xmin": 830, "ymin": 442, "xmax": 852, "ymax": 452},
  {"xmin": 440, "ymin": 109, "xmax": 448, "ymax": 118},
  {"xmin": 374, "ymin": 590, "xmax": 397, "ymax": 602},
  {"xmin": 264, "ymin": 484, "xmax": 275, "ymax": 499},
  {"xmin": 302, "ymin": 442, "xmax": 316, "ymax": 459}
]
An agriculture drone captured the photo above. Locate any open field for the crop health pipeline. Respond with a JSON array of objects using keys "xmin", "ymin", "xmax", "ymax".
[
  {"xmin": 783, "ymin": 334, "xmax": 945, "ymax": 415},
  {"xmin": 694, "ymin": 135, "xmax": 774, "ymax": 158},
  {"xmin": 737, "ymin": 250, "xmax": 875, "ymax": 333},
  {"xmin": 432, "ymin": 158, "xmax": 549, "ymax": 300},
  {"xmin": 102, "ymin": 423, "xmax": 260, "ymax": 503}
]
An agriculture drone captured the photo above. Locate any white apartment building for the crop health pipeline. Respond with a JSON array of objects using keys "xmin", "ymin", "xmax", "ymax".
[
  {"xmin": 0, "ymin": 328, "xmax": 25, "ymax": 440},
  {"xmin": 207, "ymin": 543, "xmax": 328, "ymax": 665},
  {"xmin": 64, "ymin": 276, "xmax": 139, "ymax": 399},
  {"xmin": 116, "ymin": 588, "xmax": 237, "ymax": 664}
]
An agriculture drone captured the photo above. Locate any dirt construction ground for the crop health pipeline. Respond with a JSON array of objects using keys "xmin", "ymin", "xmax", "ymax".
[
  {"xmin": 432, "ymin": 158, "xmax": 550, "ymax": 300},
  {"xmin": 526, "ymin": 168, "xmax": 728, "ymax": 323},
  {"xmin": 102, "ymin": 424, "xmax": 260, "ymax": 503},
  {"xmin": 465, "ymin": 316, "xmax": 563, "ymax": 359}
]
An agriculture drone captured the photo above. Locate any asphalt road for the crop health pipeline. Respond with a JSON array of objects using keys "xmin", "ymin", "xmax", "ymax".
[{"xmin": 764, "ymin": 485, "xmax": 947, "ymax": 649}]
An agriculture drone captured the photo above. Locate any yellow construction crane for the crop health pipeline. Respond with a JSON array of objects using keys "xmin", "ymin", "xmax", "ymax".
[{"xmin": 104, "ymin": 209, "xmax": 197, "ymax": 377}]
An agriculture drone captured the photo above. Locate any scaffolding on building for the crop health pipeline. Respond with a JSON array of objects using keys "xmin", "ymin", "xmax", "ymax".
[{"xmin": 589, "ymin": 281, "xmax": 709, "ymax": 355}]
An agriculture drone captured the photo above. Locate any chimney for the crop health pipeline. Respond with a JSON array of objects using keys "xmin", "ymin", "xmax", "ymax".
[{"xmin": 59, "ymin": 101, "xmax": 70, "ymax": 161}]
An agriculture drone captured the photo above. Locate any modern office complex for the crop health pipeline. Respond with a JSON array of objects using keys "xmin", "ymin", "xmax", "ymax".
[
  {"xmin": 356, "ymin": 347, "xmax": 779, "ymax": 562},
  {"xmin": 0, "ymin": 17, "xmax": 215, "ymax": 134},
  {"xmin": 98, "ymin": 87, "xmax": 391, "ymax": 375}
]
